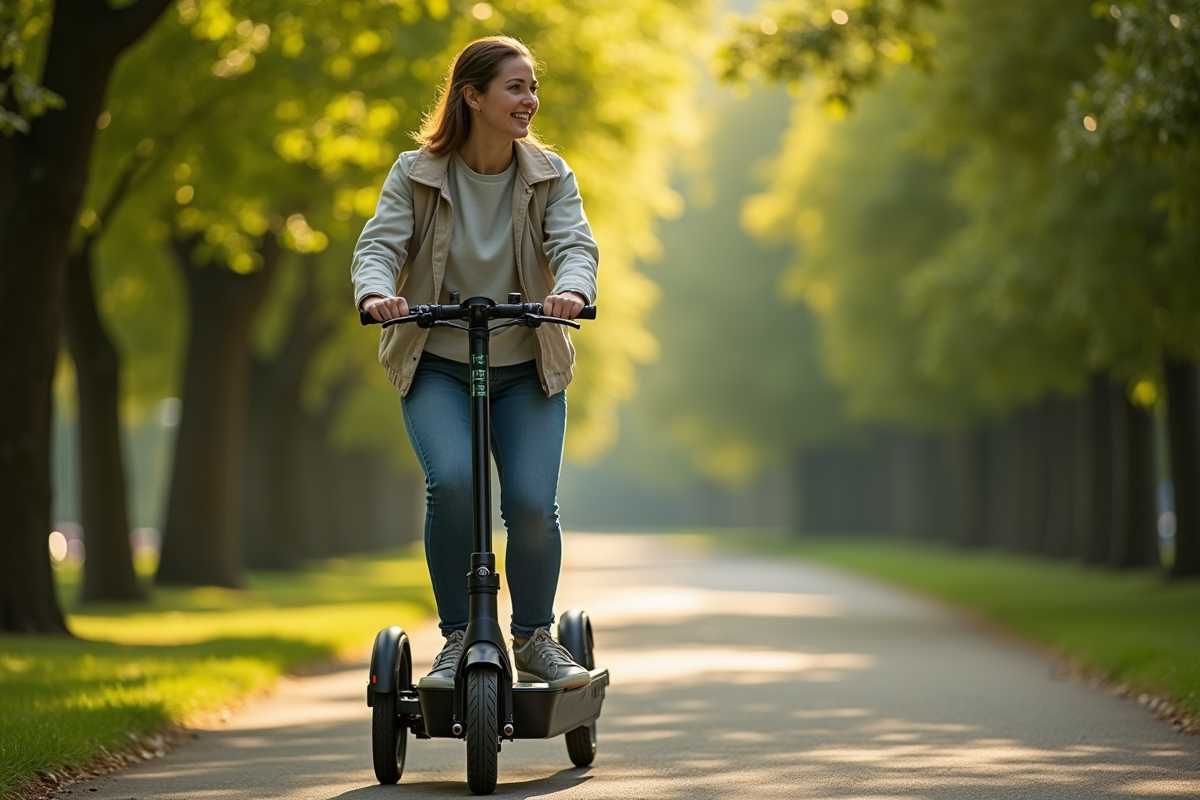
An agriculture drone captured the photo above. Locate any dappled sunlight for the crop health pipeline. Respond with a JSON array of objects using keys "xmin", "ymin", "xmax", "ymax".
[
  {"xmin": 602, "ymin": 646, "xmax": 873, "ymax": 691},
  {"xmin": 569, "ymin": 586, "xmax": 844, "ymax": 626},
  {"xmin": 1117, "ymin": 779, "xmax": 1200, "ymax": 796},
  {"xmin": 55, "ymin": 536, "xmax": 1200, "ymax": 800},
  {"xmin": 792, "ymin": 707, "xmax": 872, "ymax": 719}
]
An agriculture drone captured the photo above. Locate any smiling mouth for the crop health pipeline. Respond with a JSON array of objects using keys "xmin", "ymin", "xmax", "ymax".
[{"xmin": 512, "ymin": 113, "xmax": 531, "ymax": 122}]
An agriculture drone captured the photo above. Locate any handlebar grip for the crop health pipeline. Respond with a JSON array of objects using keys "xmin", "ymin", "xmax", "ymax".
[
  {"xmin": 577, "ymin": 306, "xmax": 597, "ymax": 320},
  {"xmin": 359, "ymin": 307, "xmax": 378, "ymax": 326}
]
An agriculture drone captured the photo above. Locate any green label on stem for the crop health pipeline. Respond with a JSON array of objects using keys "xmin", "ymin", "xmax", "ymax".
[{"xmin": 471, "ymin": 354, "xmax": 487, "ymax": 397}]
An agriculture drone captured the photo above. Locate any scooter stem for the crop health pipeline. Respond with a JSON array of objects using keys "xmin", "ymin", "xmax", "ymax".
[{"xmin": 467, "ymin": 298, "xmax": 493, "ymax": 557}]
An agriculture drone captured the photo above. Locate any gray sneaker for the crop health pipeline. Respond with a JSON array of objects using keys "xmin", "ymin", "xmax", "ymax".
[
  {"xmin": 513, "ymin": 628, "xmax": 591, "ymax": 690},
  {"xmin": 418, "ymin": 630, "xmax": 464, "ymax": 689}
]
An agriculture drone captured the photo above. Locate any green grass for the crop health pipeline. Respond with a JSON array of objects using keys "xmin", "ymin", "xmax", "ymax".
[
  {"xmin": 726, "ymin": 533, "xmax": 1200, "ymax": 724},
  {"xmin": 0, "ymin": 548, "xmax": 434, "ymax": 799}
]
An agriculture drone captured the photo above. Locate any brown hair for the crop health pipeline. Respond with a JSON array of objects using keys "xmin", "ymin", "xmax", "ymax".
[{"xmin": 415, "ymin": 36, "xmax": 548, "ymax": 155}]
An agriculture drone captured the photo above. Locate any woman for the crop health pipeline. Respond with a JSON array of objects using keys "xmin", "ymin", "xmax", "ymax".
[{"xmin": 351, "ymin": 36, "xmax": 596, "ymax": 691}]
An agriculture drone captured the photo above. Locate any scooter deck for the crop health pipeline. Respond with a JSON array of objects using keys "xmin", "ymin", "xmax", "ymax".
[{"xmin": 415, "ymin": 668, "xmax": 609, "ymax": 739}]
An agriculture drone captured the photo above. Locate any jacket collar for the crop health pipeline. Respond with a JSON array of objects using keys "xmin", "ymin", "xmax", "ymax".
[{"xmin": 408, "ymin": 140, "xmax": 559, "ymax": 188}]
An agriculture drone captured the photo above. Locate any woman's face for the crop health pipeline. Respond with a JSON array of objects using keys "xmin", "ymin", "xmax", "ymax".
[{"xmin": 472, "ymin": 55, "xmax": 538, "ymax": 141}]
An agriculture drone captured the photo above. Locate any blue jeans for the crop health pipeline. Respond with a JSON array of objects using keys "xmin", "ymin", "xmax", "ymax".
[{"xmin": 401, "ymin": 352, "xmax": 567, "ymax": 638}]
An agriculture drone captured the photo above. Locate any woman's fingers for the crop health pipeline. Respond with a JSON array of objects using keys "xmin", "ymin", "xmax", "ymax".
[
  {"xmin": 543, "ymin": 292, "xmax": 585, "ymax": 319},
  {"xmin": 363, "ymin": 296, "xmax": 409, "ymax": 321}
]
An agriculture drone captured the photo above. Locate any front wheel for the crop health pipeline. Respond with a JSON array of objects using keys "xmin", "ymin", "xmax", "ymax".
[
  {"xmin": 372, "ymin": 691, "xmax": 407, "ymax": 783},
  {"xmin": 558, "ymin": 609, "xmax": 597, "ymax": 767},
  {"xmin": 465, "ymin": 668, "xmax": 500, "ymax": 795}
]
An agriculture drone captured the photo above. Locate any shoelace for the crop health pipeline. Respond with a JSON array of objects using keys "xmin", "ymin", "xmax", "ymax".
[
  {"xmin": 531, "ymin": 631, "xmax": 578, "ymax": 668},
  {"xmin": 432, "ymin": 634, "xmax": 464, "ymax": 669}
]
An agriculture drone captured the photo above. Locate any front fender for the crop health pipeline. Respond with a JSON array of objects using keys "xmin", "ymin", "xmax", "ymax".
[
  {"xmin": 461, "ymin": 640, "xmax": 507, "ymax": 673},
  {"xmin": 367, "ymin": 625, "xmax": 409, "ymax": 705}
]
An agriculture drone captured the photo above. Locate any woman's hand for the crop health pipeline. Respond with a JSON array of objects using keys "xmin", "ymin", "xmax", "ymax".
[
  {"xmin": 361, "ymin": 295, "xmax": 410, "ymax": 322},
  {"xmin": 542, "ymin": 291, "xmax": 587, "ymax": 319}
]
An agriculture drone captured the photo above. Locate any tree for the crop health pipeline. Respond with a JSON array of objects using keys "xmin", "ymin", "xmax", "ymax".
[
  {"xmin": 1064, "ymin": 0, "xmax": 1200, "ymax": 577},
  {"xmin": 717, "ymin": 0, "xmax": 939, "ymax": 111},
  {"xmin": 64, "ymin": 146, "xmax": 167, "ymax": 603},
  {"xmin": 0, "ymin": 0, "xmax": 175, "ymax": 633},
  {"xmin": 720, "ymin": 0, "xmax": 1177, "ymax": 563}
]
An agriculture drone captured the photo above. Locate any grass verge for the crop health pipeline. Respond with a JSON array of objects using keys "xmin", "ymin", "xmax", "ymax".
[
  {"xmin": 0, "ymin": 548, "xmax": 434, "ymax": 799},
  {"xmin": 721, "ymin": 532, "xmax": 1200, "ymax": 728}
]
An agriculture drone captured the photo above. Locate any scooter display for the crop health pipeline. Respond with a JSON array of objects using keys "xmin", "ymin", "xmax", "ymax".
[{"xmin": 360, "ymin": 294, "xmax": 609, "ymax": 795}]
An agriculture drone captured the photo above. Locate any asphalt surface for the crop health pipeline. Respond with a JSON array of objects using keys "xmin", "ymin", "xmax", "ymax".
[{"xmin": 57, "ymin": 533, "xmax": 1200, "ymax": 799}]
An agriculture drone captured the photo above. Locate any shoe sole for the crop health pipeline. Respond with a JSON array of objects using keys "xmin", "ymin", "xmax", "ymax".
[
  {"xmin": 516, "ymin": 670, "xmax": 591, "ymax": 691},
  {"xmin": 417, "ymin": 675, "xmax": 455, "ymax": 690},
  {"xmin": 421, "ymin": 674, "xmax": 590, "ymax": 691}
]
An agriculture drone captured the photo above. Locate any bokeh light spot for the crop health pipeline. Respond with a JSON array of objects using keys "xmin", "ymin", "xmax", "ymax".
[{"xmin": 48, "ymin": 531, "xmax": 68, "ymax": 563}]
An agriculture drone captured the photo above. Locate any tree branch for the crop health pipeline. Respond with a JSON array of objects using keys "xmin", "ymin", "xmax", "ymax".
[{"xmin": 106, "ymin": 0, "xmax": 177, "ymax": 55}]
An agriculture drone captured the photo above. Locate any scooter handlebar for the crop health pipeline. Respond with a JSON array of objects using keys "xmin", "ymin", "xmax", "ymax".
[{"xmin": 359, "ymin": 302, "xmax": 596, "ymax": 326}]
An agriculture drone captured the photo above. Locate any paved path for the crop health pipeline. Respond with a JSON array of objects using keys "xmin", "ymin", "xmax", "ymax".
[{"xmin": 58, "ymin": 533, "xmax": 1200, "ymax": 799}]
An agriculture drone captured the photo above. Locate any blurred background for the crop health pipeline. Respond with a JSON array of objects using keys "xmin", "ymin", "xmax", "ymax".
[{"xmin": 21, "ymin": 0, "xmax": 1199, "ymax": 603}]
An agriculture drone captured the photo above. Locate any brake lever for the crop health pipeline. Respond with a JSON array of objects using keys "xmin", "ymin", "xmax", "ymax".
[
  {"xmin": 381, "ymin": 314, "xmax": 424, "ymax": 329},
  {"xmin": 521, "ymin": 314, "xmax": 581, "ymax": 330}
]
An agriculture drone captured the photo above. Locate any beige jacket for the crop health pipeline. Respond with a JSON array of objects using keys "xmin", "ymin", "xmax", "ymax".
[{"xmin": 351, "ymin": 142, "xmax": 600, "ymax": 396}]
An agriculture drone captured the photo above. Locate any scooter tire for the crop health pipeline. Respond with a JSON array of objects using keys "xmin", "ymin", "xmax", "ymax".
[
  {"xmin": 558, "ymin": 609, "xmax": 598, "ymax": 767},
  {"xmin": 371, "ymin": 637, "xmax": 411, "ymax": 784},
  {"xmin": 371, "ymin": 691, "xmax": 406, "ymax": 784},
  {"xmin": 465, "ymin": 668, "xmax": 500, "ymax": 795}
]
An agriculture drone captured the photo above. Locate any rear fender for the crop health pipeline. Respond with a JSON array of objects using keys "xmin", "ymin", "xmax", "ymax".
[{"xmin": 367, "ymin": 625, "xmax": 409, "ymax": 706}]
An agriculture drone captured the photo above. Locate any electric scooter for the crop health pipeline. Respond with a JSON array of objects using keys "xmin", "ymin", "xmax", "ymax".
[{"xmin": 360, "ymin": 294, "xmax": 609, "ymax": 795}]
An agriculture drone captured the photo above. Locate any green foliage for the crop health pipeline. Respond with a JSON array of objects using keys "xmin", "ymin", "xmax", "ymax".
[
  {"xmin": 0, "ymin": 0, "xmax": 63, "ymax": 135},
  {"xmin": 743, "ymin": 78, "xmax": 969, "ymax": 426},
  {"xmin": 81, "ymin": 0, "xmax": 707, "ymax": 461},
  {"xmin": 86, "ymin": 0, "xmax": 455, "ymax": 416},
  {"xmin": 906, "ymin": 0, "xmax": 1191, "ymax": 391},
  {"xmin": 1065, "ymin": 1, "xmax": 1200, "ymax": 225},
  {"xmin": 0, "ymin": 548, "xmax": 433, "ymax": 798},
  {"xmin": 765, "ymin": 536, "xmax": 1200, "ymax": 722},
  {"xmin": 717, "ymin": 0, "xmax": 939, "ymax": 113},
  {"xmin": 630, "ymin": 85, "xmax": 848, "ymax": 484},
  {"xmin": 727, "ymin": 0, "xmax": 1196, "ymax": 427}
]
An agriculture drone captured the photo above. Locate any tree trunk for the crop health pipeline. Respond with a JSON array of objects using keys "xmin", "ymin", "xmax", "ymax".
[
  {"xmin": 155, "ymin": 236, "xmax": 281, "ymax": 587},
  {"xmin": 1164, "ymin": 358, "xmax": 1200, "ymax": 578},
  {"xmin": 1042, "ymin": 395, "xmax": 1076, "ymax": 559},
  {"xmin": 0, "ymin": 0, "xmax": 173, "ymax": 634},
  {"xmin": 1107, "ymin": 393, "xmax": 1159, "ymax": 568},
  {"xmin": 241, "ymin": 261, "xmax": 334, "ymax": 570},
  {"xmin": 64, "ymin": 244, "xmax": 145, "ymax": 602},
  {"xmin": 1077, "ymin": 375, "xmax": 1116, "ymax": 564},
  {"xmin": 296, "ymin": 399, "xmax": 343, "ymax": 559},
  {"xmin": 947, "ymin": 428, "xmax": 988, "ymax": 547},
  {"xmin": 1069, "ymin": 376, "xmax": 1099, "ymax": 562},
  {"xmin": 984, "ymin": 420, "xmax": 1014, "ymax": 549},
  {"xmin": 1018, "ymin": 404, "xmax": 1051, "ymax": 554},
  {"xmin": 315, "ymin": 448, "xmax": 424, "ymax": 555}
]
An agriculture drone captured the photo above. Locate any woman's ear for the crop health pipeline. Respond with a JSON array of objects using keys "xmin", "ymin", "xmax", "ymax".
[{"xmin": 463, "ymin": 86, "xmax": 479, "ymax": 112}]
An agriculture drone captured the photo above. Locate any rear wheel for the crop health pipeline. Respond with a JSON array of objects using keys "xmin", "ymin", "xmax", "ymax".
[
  {"xmin": 558, "ymin": 609, "xmax": 597, "ymax": 767},
  {"xmin": 465, "ymin": 668, "xmax": 500, "ymax": 795},
  {"xmin": 371, "ymin": 637, "xmax": 411, "ymax": 784}
]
